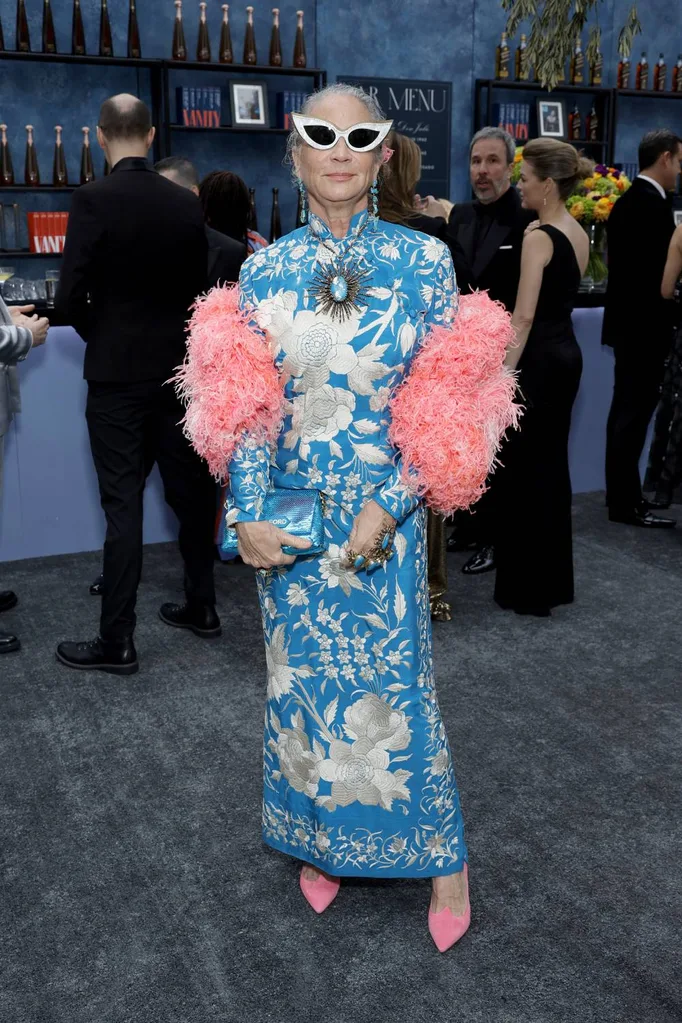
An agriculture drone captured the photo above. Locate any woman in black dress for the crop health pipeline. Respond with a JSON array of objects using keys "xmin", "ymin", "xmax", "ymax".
[
  {"xmin": 494, "ymin": 139, "xmax": 590, "ymax": 616},
  {"xmin": 645, "ymin": 223, "xmax": 682, "ymax": 507}
]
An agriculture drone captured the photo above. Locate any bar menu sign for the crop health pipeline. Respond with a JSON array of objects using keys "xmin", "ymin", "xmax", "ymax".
[{"xmin": 339, "ymin": 76, "xmax": 452, "ymax": 198}]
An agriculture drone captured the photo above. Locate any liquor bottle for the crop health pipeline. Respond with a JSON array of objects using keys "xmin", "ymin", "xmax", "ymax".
[
  {"xmin": 590, "ymin": 44, "xmax": 603, "ymax": 86},
  {"xmin": 653, "ymin": 53, "xmax": 666, "ymax": 91},
  {"xmin": 219, "ymin": 4, "xmax": 233, "ymax": 63},
  {"xmin": 128, "ymin": 0, "xmax": 141, "ymax": 58},
  {"xmin": 172, "ymin": 0, "xmax": 187, "ymax": 59},
  {"xmin": 42, "ymin": 0, "xmax": 57, "ymax": 53},
  {"xmin": 293, "ymin": 9, "xmax": 306, "ymax": 68},
  {"xmin": 673, "ymin": 54, "xmax": 682, "ymax": 92},
  {"xmin": 617, "ymin": 55, "xmax": 631, "ymax": 88},
  {"xmin": 196, "ymin": 1, "xmax": 210, "ymax": 61},
  {"xmin": 570, "ymin": 36, "xmax": 584, "ymax": 84},
  {"xmin": 243, "ymin": 5, "xmax": 257, "ymax": 64},
  {"xmin": 495, "ymin": 31, "xmax": 510, "ymax": 79},
  {"xmin": 80, "ymin": 126, "xmax": 95, "ymax": 184},
  {"xmin": 269, "ymin": 8, "xmax": 282, "ymax": 66},
  {"xmin": 635, "ymin": 51, "xmax": 648, "ymax": 90},
  {"xmin": 16, "ymin": 0, "xmax": 31, "ymax": 52},
  {"xmin": 52, "ymin": 125, "xmax": 68, "ymax": 185},
  {"xmin": 99, "ymin": 0, "xmax": 113, "ymax": 56},
  {"xmin": 24, "ymin": 125, "xmax": 40, "ymax": 186},
  {"xmin": 586, "ymin": 103, "xmax": 599, "ymax": 141},
  {"xmin": 270, "ymin": 187, "xmax": 281, "ymax": 243},
  {"xmin": 568, "ymin": 104, "xmax": 581, "ymax": 140},
  {"xmin": 514, "ymin": 33, "xmax": 528, "ymax": 81},
  {"xmin": 72, "ymin": 0, "xmax": 86, "ymax": 54},
  {"xmin": 0, "ymin": 125, "xmax": 15, "ymax": 186},
  {"xmin": 248, "ymin": 187, "xmax": 258, "ymax": 232}
]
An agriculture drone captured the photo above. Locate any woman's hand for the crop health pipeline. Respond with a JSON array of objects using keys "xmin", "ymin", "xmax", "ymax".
[
  {"xmin": 347, "ymin": 499, "xmax": 397, "ymax": 568},
  {"xmin": 236, "ymin": 521, "xmax": 311, "ymax": 570}
]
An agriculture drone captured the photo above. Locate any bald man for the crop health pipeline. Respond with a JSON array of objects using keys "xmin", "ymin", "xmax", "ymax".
[{"xmin": 56, "ymin": 94, "xmax": 217, "ymax": 675}]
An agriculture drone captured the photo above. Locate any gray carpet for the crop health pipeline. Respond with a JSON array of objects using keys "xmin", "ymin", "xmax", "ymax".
[{"xmin": 1, "ymin": 491, "xmax": 681, "ymax": 1023}]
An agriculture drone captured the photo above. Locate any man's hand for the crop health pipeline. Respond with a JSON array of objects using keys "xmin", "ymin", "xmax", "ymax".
[
  {"xmin": 23, "ymin": 315, "xmax": 49, "ymax": 347},
  {"xmin": 235, "ymin": 520, "xmax": 311, "ymax": 570},
  {"xmin": 415, "ymin": 194, "xmax": 448, "ymax": 220},
  {"xmin": 9, "ymin": 304, "xmax": 35, "ymax": 323},
  {"xmin": 524, "ymin": 219, "xmax": 541, "ymax": 237}
]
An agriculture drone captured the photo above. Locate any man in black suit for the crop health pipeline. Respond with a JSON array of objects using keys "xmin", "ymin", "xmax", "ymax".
[
  {"xmin": 446, "ymin": 127, "xmax": 534, "ymax": 572},
  {"xmin": 604, "ymin": 129, "xmax": 682, "ymax": 529},
  {"xmin": 87, "ymin": 155, "xmax": 247, "ymax": 599},
  {"xmin": 155, "ymin": 156, "xmax": 247, "ymax": 288},
  {"xmin": 55, "ymin": 95, "xmax": 218, "ymax": 676}
]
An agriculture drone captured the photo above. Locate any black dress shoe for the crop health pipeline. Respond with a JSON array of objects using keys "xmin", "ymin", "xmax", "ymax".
[
  {"xmin": 56, "ymin": 636, "xmax": 139, "ymax": 675},
  {"xmin": 446, "ymin": 534, "xmax": 479, "ymax": 553},
  {"xmin": 0, "ymin": 590, "xmax": 18, "ymax": 614},
  {"xmin": 462, "ymin": 545, "xmax": 496, "ymax": 574},
  {"xmin": 159, "ymin": 601, "xmax": 221, "ymax": 638},
  {"xmin": 90, "ymin": 573, "xmax": 104, "ymax": 596},
  {"xmin": 609, "ymin": 507, "xmax": 676, "ymax": 529},
  {"xmin": 0, "ymin": 630, "xmax": 20, "ymax": 654}
]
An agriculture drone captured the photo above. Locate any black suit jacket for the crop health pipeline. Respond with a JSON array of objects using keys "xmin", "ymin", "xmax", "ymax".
[
  {"xmin": 206, "ymin": 225, "xmax": 247, "ymax": 289},
  {"xmin": 446, "ymin": 187, "xmax": 534, "ymax": 312},
  {"xmin": 57, "ymin": 157, "xmax": 208, "ymax": 382},
  {"xmin": 602, "ymin": 176, "xmax": 675, "ymax": 350}
]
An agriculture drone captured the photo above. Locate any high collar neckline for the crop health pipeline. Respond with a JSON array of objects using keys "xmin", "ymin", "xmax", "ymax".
[{"xmin": 307, "ymin": 209, "xmax": 369, "ymax": 243}]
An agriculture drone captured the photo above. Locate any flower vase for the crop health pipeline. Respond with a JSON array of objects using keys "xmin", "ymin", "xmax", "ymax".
[{"xmin": 579, "ymin": 221, "xmax": 608, "ymax": 293}]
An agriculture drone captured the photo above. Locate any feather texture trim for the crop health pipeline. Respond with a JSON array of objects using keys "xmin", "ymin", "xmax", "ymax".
[
  {"xmin": 388, "ymin": 291, "xmax": 522, "ymax": 515},
  {"xmin": 173, "ymin": 284, "xmax": 285, "ymax": 481}
]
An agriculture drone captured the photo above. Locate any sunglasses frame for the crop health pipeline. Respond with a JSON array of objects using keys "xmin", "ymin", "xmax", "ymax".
[{"xmin": 292, "ymin": 113, "xmax": 394, "ymax": 153}]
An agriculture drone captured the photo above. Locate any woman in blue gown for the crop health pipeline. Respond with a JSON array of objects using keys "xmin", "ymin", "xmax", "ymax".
[{"xmin": 181, "ymin": 84, "xmax": 515, "ymax": 951}]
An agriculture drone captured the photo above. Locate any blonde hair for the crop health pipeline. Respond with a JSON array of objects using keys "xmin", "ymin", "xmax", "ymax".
[
  {"xmin": 522, "ymin": 138, "xmax": 593, "ymax": 200},
  {"xmin": 379, "ymin": 131, "xmax": 423, "ymax": 225}
]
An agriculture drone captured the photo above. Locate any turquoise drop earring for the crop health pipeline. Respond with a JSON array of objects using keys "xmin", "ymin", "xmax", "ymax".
[
  {"xmin": 369, "ymin": 178, "xmax": 379, "ymax": 229},
  {"xmin": 296, "ymin": 176, "xmax": 308, "ymax": 225}
]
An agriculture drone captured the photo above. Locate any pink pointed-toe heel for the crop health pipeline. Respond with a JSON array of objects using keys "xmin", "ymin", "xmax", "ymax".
[
  {"xmin": 299, "ymin": 866, "xmax": 341, "ymax": 914},
  {"xmin": 428, "ymin": 862, "xmax": 471, "ymax": 952}
]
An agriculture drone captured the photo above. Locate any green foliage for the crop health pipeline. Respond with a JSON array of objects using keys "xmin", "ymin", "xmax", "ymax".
[{"xmin": 501, "ymin": 0, "xmax": 641, "ymax": 89}]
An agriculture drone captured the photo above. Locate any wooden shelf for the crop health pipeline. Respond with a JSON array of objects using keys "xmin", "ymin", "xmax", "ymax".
[
  {"xmin": 0, "ymin": 249, "xmax": 62, "ymax": 257},
  {"xmin": 0, "ymin": 50, "xmax": 159, "ymax": 68},
  {"xmin": 478, "ymin": 78, "xmax": 611, "ymax": 95},
  {"xmin": 616, "ymin": 88, "xmax": 682, "ymax": 99},
  {"xmin": 0, "ymin": 185, "xmax": 76, "ymax": 192},
  {"xmin": 170, "ymin": 124, "xmax": 289, "ymax": 134},
  {"xmin": 163, "ymin": 59, "xmax": 322, "ymax": 76}
]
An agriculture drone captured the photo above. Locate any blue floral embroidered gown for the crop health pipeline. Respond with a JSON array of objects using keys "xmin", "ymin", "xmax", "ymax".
[{"xmin": 227, "ymin": 210, "xmax": 467, "ymax": 877}]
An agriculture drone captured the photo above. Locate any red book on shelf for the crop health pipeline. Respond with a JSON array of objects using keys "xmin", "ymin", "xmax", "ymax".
[
  {"xmin": 38, "ymin": 212, "xmax": 50, "ymax": 253},
  {"xmin": 61, "ymin": 211, "xmax": 69, "ymax": 250},
  {"xmin": 27, "ymin": 212, "xmax": 38, "ymax": 252}
]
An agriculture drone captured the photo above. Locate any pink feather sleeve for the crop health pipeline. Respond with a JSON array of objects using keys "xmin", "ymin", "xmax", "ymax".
[
  {"xmin": 172, "ymin": 284, "xmax": 285, "ymax": 481},
  {"xmin": 388, "ymin": 290, "xmax": 522, "ymax": 516}
]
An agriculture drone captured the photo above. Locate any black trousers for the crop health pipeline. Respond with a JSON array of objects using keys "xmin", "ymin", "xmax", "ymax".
[
  {"xmin": 605, "ymin": 339, "xmax": 671, "ymax": 512},
  {"xmin": 86, "ymin": 379, "xmax": 216, "ymax": 640}
]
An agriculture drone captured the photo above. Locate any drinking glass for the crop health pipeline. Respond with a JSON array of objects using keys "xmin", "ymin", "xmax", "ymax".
[
  {"xmin": 45, "ymin": 268, "xmax": 60, "ymax": 307},
  {"xmin": 0, "ymin": 266, "xmax": 15, "ymax": 297}
]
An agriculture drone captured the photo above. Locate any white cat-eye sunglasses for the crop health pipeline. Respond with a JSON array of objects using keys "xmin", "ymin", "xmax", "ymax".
[{"xmin": 292, "ymin": 113, "xmax": 394, "ymax": 153}]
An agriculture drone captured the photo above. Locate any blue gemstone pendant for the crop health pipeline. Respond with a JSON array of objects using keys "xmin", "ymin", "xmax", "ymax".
[{"xmin": 330, "ymin": 274, "xmax": 349, "ymax": 302}]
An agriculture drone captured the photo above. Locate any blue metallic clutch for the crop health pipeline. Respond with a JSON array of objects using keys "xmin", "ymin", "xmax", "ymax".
[{"xmin": 219, "ymin": 487, "xmax": 327, "ymax": 561}]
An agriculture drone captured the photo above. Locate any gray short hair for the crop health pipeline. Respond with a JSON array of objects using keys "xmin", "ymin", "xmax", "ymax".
[
  {"xmin": 154, "ymin": 156, "xmax": 199, "ymax": 189},
  {"xmin": 285, "ymin": 83, "xmax": 387, "ymax": 172},
  {"xmin": 470, "ymin": 127, "xmax": 516, "ymax": 165}
]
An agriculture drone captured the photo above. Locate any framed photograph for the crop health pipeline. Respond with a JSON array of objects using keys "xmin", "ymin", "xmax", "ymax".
[
  {"xmin": 536, "ymin": 98, "xmax": 566, "ymax": 139},
  {"xmin": 229, "ymin": 80, "xmax": 269, "ymax": 129},
  {"xmin": 674, "ymin": 209, "xmax": 682, "ymax": 227}
]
